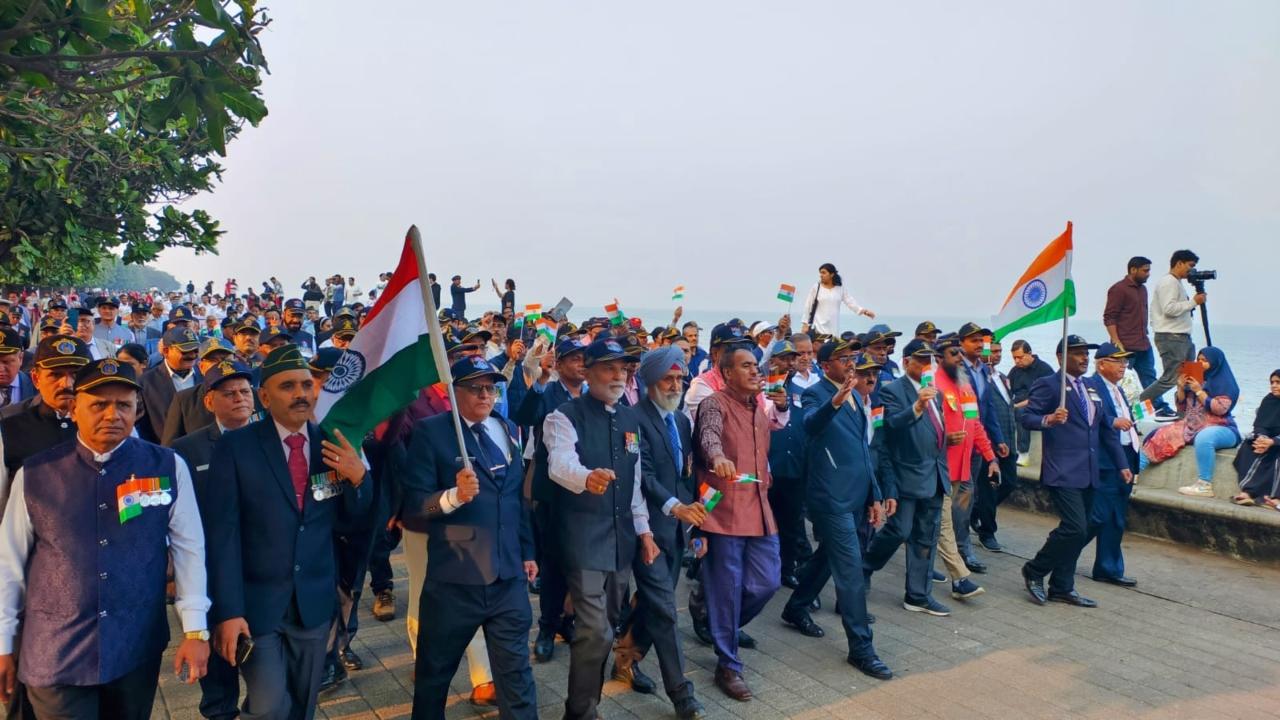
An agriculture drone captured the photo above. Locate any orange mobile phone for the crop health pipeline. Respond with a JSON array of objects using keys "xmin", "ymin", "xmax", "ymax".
[{"xmin": 1179, "ymin": 361, "xmax": 1204, "ymax": 384}]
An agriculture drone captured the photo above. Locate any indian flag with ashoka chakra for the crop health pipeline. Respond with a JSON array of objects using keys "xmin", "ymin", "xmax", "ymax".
[
  {"xmin": 991, "ymin": 222, "xmax": 1077, "ymax": 341},
  {"xmin": 315, "ymin": 227, "xmax": 451, "ymax": 445}
]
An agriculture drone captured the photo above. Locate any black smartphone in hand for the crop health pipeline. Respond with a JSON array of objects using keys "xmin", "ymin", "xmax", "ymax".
[{"xmin": 235, "ymin": 634, "xmax": 254, "ymax": 666}]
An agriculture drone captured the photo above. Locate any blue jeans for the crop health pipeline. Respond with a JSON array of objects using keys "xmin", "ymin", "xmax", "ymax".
[
  {"xmin": 1128, "ymin": 347, "xmax": 1170, "ymax": 412},
  {"xmin": 1193, "ymin": 426, "xmax": 1239, "ymax": 481}
]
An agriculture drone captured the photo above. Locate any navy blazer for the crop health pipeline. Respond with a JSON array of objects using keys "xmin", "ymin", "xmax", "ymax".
[
  {"xmin": 1020, "ymin": 372, "xmax": 1127, "ymax": 489},
  {"xmin": 767, "ymin": 376, "xmax": 807, "ymax": 480},
  {"xmin": 801, "ymin": 378, "xmax": 882, "ymax": 514},
  {"xmin": 1086, "ymin": 374, "xmax": 1141, "ymax": 475},
  {"xmin": 878, "ymin": 376, "xmax": 950, "ymax": 501},
  {"xmin": 170, "ymin": 422, "xmax": 221, "ymax": 508},
  {"xmin": 635, "ymin": 398, "xmax": 694, "ymax": 558},
  {"xmin": 400, "ymin": 411, "xmax": 534, "ymax": 586},
  {"xmin": 963, "ymin": 360, "xmax": 1006, "ymax": 447},
  {"xmin": 514, "ymin": 380, "xmax": 577, "ymax": 502},
  {"xmin": 204, "ymin": 419, "xmax": 371, "ymax": 634}
]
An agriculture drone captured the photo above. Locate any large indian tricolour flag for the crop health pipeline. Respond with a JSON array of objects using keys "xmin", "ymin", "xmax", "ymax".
[
  {"xmin": 316, "ymin": 226, "xmax": 452, "ymax": 443},
  {"xmin": 991, "ymin": 222, "xmax": 1077, "ymax": 341}
]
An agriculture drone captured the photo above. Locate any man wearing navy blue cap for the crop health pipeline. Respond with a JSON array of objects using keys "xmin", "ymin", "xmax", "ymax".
[
  {"xmin": 0, "ymin": 358, "xmax": 212, "ymax": 719},
  {"xmin": 172, "ymin": 359, "xmax": 255, "ymax": 720},
  {"xmin": 765, "ymin": 340, "xmax": 809, "ymax": 589},
  {"xmin": 92, "ymin": 295, "xmax": 132, "ymax": 347},
  {"xmin": 542, "ymin": 337, "xmax": 655, "ymax": 720},
  {"xmin": 159, "ymin": 337, "xmax": 236, "ymax": 446},
  {"xmin": 1086, "ymin": 342, "xmax": 1140, "ymax": 587},
  {"xmin": 283, "ymin": 299, "xmax": 316, "ymax": 357},
  {"xmin": 1019, "ymin": 335, "xmax": 1129, "ymax": 608},
  {"xmin": 139, "ymin": 327, "xmax": 202, "ymax": 443},
  {"xmin": 402, "ymin": 355, "xmax": 538, "ymax": 719},
  {"xmin": 515, "ymin": 337, "xmax": 588, "ymax": 663},
  {"xmin": 231, "ymin": 321, "xmax": 262, "ymax": 370}
]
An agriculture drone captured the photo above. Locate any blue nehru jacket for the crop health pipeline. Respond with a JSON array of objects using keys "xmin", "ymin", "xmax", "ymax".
[{"xmin": 19, "ymin": 438, "xmax": 176, "ymax": 687}]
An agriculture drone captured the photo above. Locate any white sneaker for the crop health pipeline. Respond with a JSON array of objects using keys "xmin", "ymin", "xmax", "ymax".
[{"xmin": 1177, "ymin": 480, "xmax": 1214, "ymax": 498}]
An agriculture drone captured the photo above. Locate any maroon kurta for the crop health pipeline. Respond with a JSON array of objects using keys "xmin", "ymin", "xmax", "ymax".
[{"xmin": 693, "ymin": 390, "xmax": 777, "ymax": 537}]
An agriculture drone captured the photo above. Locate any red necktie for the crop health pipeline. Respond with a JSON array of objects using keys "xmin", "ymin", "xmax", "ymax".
[
  {"xmin": 926, "ymin": 401, "xmax": 945, "ymax": 449},
  {"xmin": 285, "ymin": 434, "xmax": 307, "ymax": 510}
]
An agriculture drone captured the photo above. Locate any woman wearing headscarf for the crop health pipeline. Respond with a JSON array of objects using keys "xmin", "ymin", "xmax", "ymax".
[
  {"xmin": 1231, "ymin": 369, "xmax": 1280, "ymax": 508},
  {"xmin": 1139, "ymin": 346, "xmax": 1241, "ymax": 497},
  {"xmin": 800, "ymin": 263, "xmax": 875, "ymax": 337}
]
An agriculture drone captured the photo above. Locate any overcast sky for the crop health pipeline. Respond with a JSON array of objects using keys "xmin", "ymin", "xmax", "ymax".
[{"xmin": 160, "ymin": 1, "xmax": 1279, "ymax": 326}]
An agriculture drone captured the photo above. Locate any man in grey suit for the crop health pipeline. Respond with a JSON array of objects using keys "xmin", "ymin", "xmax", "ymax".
[{"xmin": 863, "ymin": 339, "xmax": 953, "ymax": 614}]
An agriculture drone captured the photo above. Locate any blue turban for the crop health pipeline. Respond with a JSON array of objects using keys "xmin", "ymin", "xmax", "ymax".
[{"xmin": 638, "ymin": 346, "xmax": 687, "ymax": 387}]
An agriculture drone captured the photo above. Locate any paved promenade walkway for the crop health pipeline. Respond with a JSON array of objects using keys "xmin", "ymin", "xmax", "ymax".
[{"xmin": 156, "ymin": 507, "xmax": 1280, "ymax": 719}]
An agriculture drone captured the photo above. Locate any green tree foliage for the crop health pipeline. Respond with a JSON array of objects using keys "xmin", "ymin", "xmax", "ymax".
[{"xmin": 0, "ymin": 0, "xmax": 269, "ymax": 285}]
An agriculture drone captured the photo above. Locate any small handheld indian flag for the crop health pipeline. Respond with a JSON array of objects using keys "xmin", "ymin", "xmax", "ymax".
[
  {"xmin": 1132, "ymin": 399, "xmax": 1156, "ymax": 420},
  {"xmin": 605, "ymin": 303, "xmax": 625, "ymax": 326},
  {"xmin": 524, "ymin": 304, "xmax": 543, "ymax": 322},
  {"xmin": 537, "ymin": 316, "xmax": 557, "ymax": 345},
  {"xmin": 672, "ymin": 285, "xmax": 685, "ymax": 301},
  {"xmin": 871, "ymin": 406, "xmax": 885, "ymax": 429},
  {"xmin": 117, "ymin": 477, "xmax": 142, "ymax": 524},
  {"xmin": 764, "ymin": 374, "xmax": 787, "ymax": 393},
  {"xmin": 698, "ymin": 482, "xmax": 723, "ymax": 511},
  {"xmin": 960, "ymin": 388, "xmax": 980, "ymax": 419},
  {"xmin": 920, "ymin": 363, "xmax": 936, "ymax": 388},
  {"xmin": 777, "ymin": 283, "xmax": 796, "ymax": 303},
  {"xmin": 512, "ymin": 312, "xmax": 525, "ymax": 330},
  {"xmin": 735, "ymin": 473, "xmax": 760, "ymax": 483},
  {"xmin": 982, "ymin": 336, "xmax": 993, "ymax": 357}
]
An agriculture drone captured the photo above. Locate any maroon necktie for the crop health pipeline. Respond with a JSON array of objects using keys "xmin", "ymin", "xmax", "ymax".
[
  {"xmin": 285, "ymin": 434, "xmax": 307, "ymax": 510},
  {"xmin": 925, "ymin": 400, "xmax": 945, "ymax": 449}
]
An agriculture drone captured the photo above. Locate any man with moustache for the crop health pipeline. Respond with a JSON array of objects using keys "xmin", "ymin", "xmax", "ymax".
[
  {"xmin": 1020, "ymin": 336, "xmax": 1129, "ymax": 608},
  {"xmin": 0, "ymin": 330, "xmax": 32, "ymax": 412},
  {"xmin": 400, "ymin": 356, "xmax": 539, "ymax": 719},
  {"xmin": 764, "ymin": 340, "xmax": 808, "ymax": 589},
  {"xmin": 139, "ymin": 327, "xmax": 202, "ymax": 443},
  {"xmin": 231, "ymin": 322, "xmax": 262, "ymax": 370},
  {"xmin": 1104, "ymin": 256, "xmax": 1169, "ymax": 416},
  {"xmin": 203, "ymin": 345, "xmax": 371, "ymax": 719},
  {"xmin": 160, "ymin": 337, "xmax": 237, "ymax": 446},
  {"xmin": 954, "ymin": 323, "xmax": 1007, "ymax": 575},
  {"xmin": 282, "ymin": 300, "xmax": 316, "ymax": 358},
  {"xmin": 172, "ymin": 360, "xmax": 257, "ymax": 720},
  {"xmin": 780, "ymin": 339, "xmax": 891, "ymax": 681},
  {"xmin": 1086, "ymin": 343, "xmax": 1141, "ymax": 588},
  {"xmin": 695, "ymin": 343, "xmax": 789, "ymax": 700},
  {"xmin": 609, "ymin": 347, "xmax": 707, "ymax": 719},
  {"xmin": 541, "ymin": 338, "xmax": 655, "ymax": 720},
  {"xmin": 0, "ymin": 358, "xmax": 211, "ymax": 719},
  {"xmin": 0, "ymin": 336, "xmax": 92, "ymax": 489}
]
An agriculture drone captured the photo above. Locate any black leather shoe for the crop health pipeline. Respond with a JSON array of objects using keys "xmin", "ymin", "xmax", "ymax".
[
  {"xmin": 1092, "ymin": 575, "xmax": 1137, "ymax": 587},
  {"xmin": 781, "ymin": 608, "xmax": 825, "ymax": 637},
  {"xmin": 809, "ymin": 596, "xmax": 821, "ymax": 611},
  {"xmin": 964, "ymin": 557, "xmax": 988, "ymax": 574},
  {"xmin": 1048, "ymin": 590, "xmax": 1098, "ymax": 608},
  {"xmin": 612, "ymin": 661, "xmax": 656, "ymax": 694},
  {"xmin": 781, "ymin": 573, "xmax": 800, "ymax": 589},
  {"xmin": 979, "ymin": 536, "xmax": 1004, "ymax": 552},
  {"xmin": 319, "ymin": 661, "xmax": 347, "ymax": 693},
  {"xmin": 339, "ymin": 648, "xmax": 363, "ymax": 672},
  {"xmin": 693, "ymin": 617, "xmax": 713, "ymax": 646},
  {"xmin": 848, "ymin": 654, "xmax": 893, "ymax": 680},
  {"xmin": 533, "ymin": 628, "xmax": 555, "ymax": 663},
  {"xmin": 674, "ymin": 696, "xmax": 706, "ymax": 719},
  {"xmin": 1021, "ymin": 565, "xmax": 1047, "ymax": 605},
  {"xmin": 736, "ymin": 629, "xmax": 757, "ymax": 649}
]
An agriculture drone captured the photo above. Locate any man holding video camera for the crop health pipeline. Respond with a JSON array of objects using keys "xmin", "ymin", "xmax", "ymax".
[{"xmin": 1139, "ymin": 249, "xmax": 1206, "ymax": 415}]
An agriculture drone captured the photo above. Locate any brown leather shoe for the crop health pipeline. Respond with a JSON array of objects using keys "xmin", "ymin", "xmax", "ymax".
[
  {"xmin": 714, "ymin": 666, "xmax": 752, "ymax": 702},
  {"xmin": 469, "ymin": 682, "xmax": 497, "ymax": 706}
]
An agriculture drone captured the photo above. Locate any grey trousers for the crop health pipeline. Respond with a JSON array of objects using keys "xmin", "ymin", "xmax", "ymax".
[
  {"xmin": 563, "ymin": 568, "xmax": 631, "ymax": 720},
  {"xmin": 1139, "ymin": 332, "xmax": 1195, "ymax": 404},
  {"xmin": 240, "ymin": 612, "xmax": 329, "ymax": 720}
]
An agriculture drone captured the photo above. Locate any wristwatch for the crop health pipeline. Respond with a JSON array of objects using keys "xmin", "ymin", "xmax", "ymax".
[{"xmin": 185, "ymin": 630, "xmax": 211, "ymax": 642}]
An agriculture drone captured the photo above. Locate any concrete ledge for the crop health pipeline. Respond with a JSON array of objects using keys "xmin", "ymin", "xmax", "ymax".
[{"xmin": 1011, "ymin": 432, "xmax": 1280, "ymax": 566}]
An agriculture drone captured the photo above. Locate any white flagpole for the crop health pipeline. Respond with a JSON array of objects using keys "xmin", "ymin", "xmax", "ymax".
[{"xmin": 408, "ymin": 225, "xmax": 472, "ymax": 472}]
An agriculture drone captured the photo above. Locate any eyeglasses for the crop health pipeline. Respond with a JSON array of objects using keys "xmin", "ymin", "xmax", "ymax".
[
  {"xmin": 457, "ymin": 383, "xmax": 499, "ymax": 397},
  {"xmin": 831, "ymin": 355, "xmax": 856, "ymax": 365}
]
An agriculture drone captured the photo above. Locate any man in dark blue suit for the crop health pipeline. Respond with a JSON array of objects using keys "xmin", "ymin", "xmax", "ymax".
[
  {"xmin": 0, "ymin": 328, "xmax": 34, "ymax": 410},
  {"xmin": 780, "ymin": 339, "xmax": 892, "ymax": 681},
  {"xmin": 513, "ymin": 337, "xmax": 587, "ymax": 662},
  {"xmin": 864, "ymin": 339, "xmax": 952, "ymax": 613},
  {"xmin": 1086, "ymin": 343, "xmax": 1141, "ymax": 587},
  {"xmin": 955, "ymin": 322, "xmax": 1008, "ymax": 574},
  {"xmin": 401, "ymin": 356, "xmax": 538, "ymax": 720},
  {"xmin": 204, "ymin": 344, "xmax": 371, "ymax": 720},
  {"xmin": 1019, "ymin": 335, "xmax": 1130, "ymax": 608},
  {"xmin": 139, "ymin": 327, "xmax": 202, "ymax": 442}
]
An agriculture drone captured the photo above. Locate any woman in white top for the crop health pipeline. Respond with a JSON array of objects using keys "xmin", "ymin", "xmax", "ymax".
[{"xmin": 800, "ymin": 263, "xmax": 875, "ymax": 336}]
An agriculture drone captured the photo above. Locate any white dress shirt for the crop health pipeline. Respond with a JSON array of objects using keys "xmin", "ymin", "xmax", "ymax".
[
  {"xmin": 0, "ymin": 437, "xmax": 210, "ymax": 654},
  {"xmin": 1101, "ymin": 376, "xmax": 1141, "ymax": 447},
  {"xmin": 542, "ymin": 405, "xmax": 651, "ymax": 536},
  {"xmin": 1150, "ymin": 273, "xmax": 1197, "ymax": 334}
]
